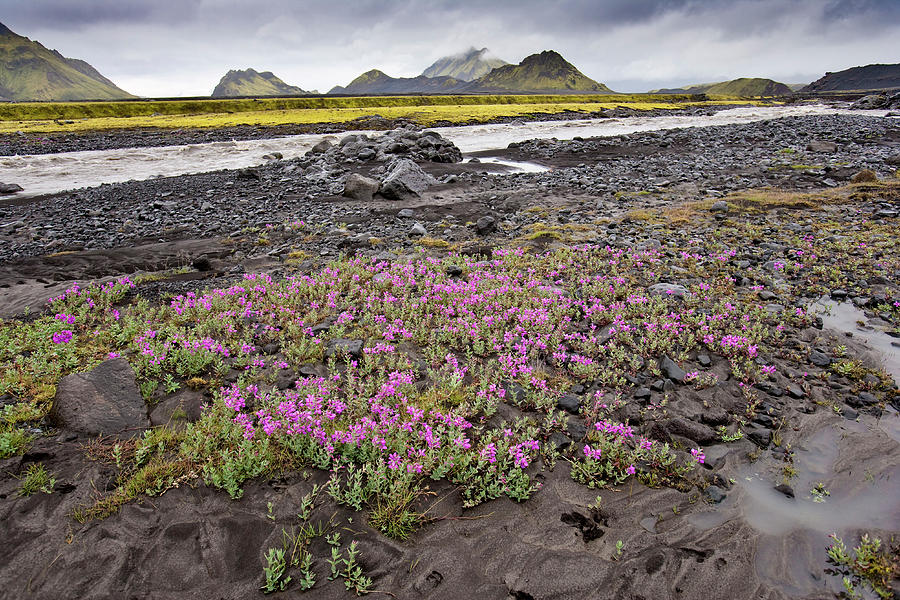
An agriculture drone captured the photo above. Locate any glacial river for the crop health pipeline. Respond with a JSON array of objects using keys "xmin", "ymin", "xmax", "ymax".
[{"xmin": 0, "ymin": 104, "xmax": 891, "ymax": 198}]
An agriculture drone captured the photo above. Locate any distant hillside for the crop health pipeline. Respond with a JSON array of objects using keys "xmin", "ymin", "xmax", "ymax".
[
  {"xmin": 651, "ymin": 77, "xmax": 792, "ymax": 96},
  {"xmin": 329, "ymin": 69, "xmax": 465, "ymax": 95},
  {"xmin": 212, "ymin": 68, "xmax": 308, "ymax": 97},
  {"xmin": 0, "ymin": 21, "xmax": 134, "ymax": 101},
  {"xmin": 467, "ymin": 50, "xmax": 612, "ymax": 93},
  {"xmin": 803, "ymin": 63, "xmax": 900, "ymax": 92},
  {"xmin": 422, "ymin": 47, "xmax": 508, "ymax": 82}
]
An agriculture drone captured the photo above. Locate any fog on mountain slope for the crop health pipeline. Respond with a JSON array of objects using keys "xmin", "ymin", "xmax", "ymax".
[
  {"xmin": 421, "ymin": 47, "xmax": 509, "ymax": 82},
  {"xmin": 330, "ymin": 50, "xmax": 612, "ymax": 95}
]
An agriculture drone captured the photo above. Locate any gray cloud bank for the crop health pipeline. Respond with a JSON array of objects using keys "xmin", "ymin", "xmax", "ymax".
[{"xmin": 3, "ymin": 0, "xmax": 898, "ymax": 96}]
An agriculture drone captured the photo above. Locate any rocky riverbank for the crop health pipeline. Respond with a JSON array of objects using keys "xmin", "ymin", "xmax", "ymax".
[
  {"xmin": 0, "ymin": 103, "xmax": 735, "ymax": 156},
  {"xmin": 0, "ymin": 111, "xmax": 898, "ymax": 600}
]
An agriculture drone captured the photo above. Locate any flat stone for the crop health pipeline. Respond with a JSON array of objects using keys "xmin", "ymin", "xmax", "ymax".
[{"xmin": 50, "ymin": 359, "xmax": 149, "ymax": 437}]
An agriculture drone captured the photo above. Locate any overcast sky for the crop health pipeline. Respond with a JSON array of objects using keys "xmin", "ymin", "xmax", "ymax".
[{"xmin": 3, "ymin": 0, "xmax": 899, "ymax": 96}]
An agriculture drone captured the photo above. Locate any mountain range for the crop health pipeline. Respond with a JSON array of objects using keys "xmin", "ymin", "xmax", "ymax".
[
  {"xmin": 651, "ymin": 77, "xmax": 792, "ymax": 96},
  {"xmin": 212, "ymin": 68, "xmax": 309, "ymax": 97},
  {"xmin": 330, "ymin": 50, "xmax": 611, "ymax": 95},
  {"xmin": 802, "ymin": 63, "xmax": 900, "ymax": 92},
  {"xmin": 0, "ymin": 21, "xmax": 133, "ymax": 101}
]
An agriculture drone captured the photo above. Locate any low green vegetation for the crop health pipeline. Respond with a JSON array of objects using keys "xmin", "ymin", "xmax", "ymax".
[
  {"xmin": 827, "ymin": 534, "xmax": 899, "ymax": 599},
  {"xmin": 0, "ymin": 94, "xmax": 760, "ymax": 133}
]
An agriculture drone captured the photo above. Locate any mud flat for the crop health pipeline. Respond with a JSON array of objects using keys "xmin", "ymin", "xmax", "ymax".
[{"xmin": 0, "ymin": 109, "xmax": 898, "ymax": 599}]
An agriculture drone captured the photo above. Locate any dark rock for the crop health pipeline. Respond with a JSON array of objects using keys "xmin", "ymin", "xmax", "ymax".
[
  {"xmin": 475, "ymin": 216, "xmax": 497, "ymax": 235},
  {"xmin": 830, "ymin": 289, "xmax": 848, "ymax": 300},
  {"xmin": 549, "ymin": 432, "xmax": 572, "ymax": 451},
  {"xmin": 650, "ymin": 379, "xmax": 665, "ymax": 392},
  {"xmin": 149, "ymin": 389, "xmax": 204, "ymax": 429},
  {"xmin": 557, "ymin": 393, "xmax": 582, "ymax": 414},
  {"xmin": 446, "ymin": 264, "xmax": 463, "ymax": 277},
  {"xmin": 747, "ymin": 427, "xmax": 772, "ymax": 448},
  {"xmin": 809, "ymin": 351, "xmax": 832, "ymax": 367},
  {"xmin": 310, "ymin": 139, "xmax": 332, "ymax": 154},
  {"xmin": 705, "ymin": 485, "xmax": 726, "ymax": 503},
  {"xmin": 660, "ymin": 355, "xmax": 687, "ymax": 383},
  {"xmin": 567, "ymin": 419, "xmax": 587, "ymax": 441},
  {"xmin": 634, "ymin": 387, "xmax": 652, "ymax": 401},
  {"xmin": 755, "ymin": 381, "xmax": 783, "ymax": 398},
  {"xmin": 379, "ymin": 158, "xmax": 436, "ymax": 200},
  {"xmin": 0, "ymin": 182, "xmax": 24, "ymax": 194},
  {"xmin": 806, "ymin": 140, "xmax": 837, "ymax": 153},
  {"xmin": 50, "ymin": 359, "xmax": 149, "ymax": 436},
  {"xmin": 192, "ymin": 255, "xmax": 212, "ymax": 272},
  {"xmin": 503, "ymin": 381, "xmax": 527, "ymax": 404},
  {"xmin": 236, "ymin": 168, "xmax": 260, "ymax": 180},
  {"xmin": 710, "ymin": 200, "xmax": 729, "ymax": 213},
  {"xmin": 857, "ymin": 391, "xmax": 878, "ymax": 405},
  {"xmin": 851, "ymin": 94, "xmax": 888, "ymax": 110},
  {"xmin": 664, "ymin": 417, "xmax": 718, "ymax": 444},
  {"xmin": 700, "ymin": 407, "xmax": 729, "ymax": 426},
  {"xmin": 324, "ymin": 338, "xmax": 364, "ymax": 359},
  {"xmin": 342, "ymin": 173, "xmax": 380, "ymax": 201},
  {"xmin": 774, "ymin": 484, "xmax": 794, "ymax": 499},
  {"xmin": 697, "ymin": 354, "xmax": 711, "ymax": 368},
  {"xmin": 787, "ymin": 384, "xmax": 806, "ymax": 399},
  {"xmin": 408, "ymin": 222, "xmax": 427, "ymax": 237}
]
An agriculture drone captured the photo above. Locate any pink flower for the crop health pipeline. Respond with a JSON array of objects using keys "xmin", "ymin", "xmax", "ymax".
[{"xmin": 52, "ymin": 330, "xmax": 73, "ymax": 344}]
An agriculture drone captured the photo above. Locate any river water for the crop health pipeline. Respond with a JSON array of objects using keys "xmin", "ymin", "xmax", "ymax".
[{"xmin": 0, "ymin": 104, "xmax": 890, "ymax": 198}]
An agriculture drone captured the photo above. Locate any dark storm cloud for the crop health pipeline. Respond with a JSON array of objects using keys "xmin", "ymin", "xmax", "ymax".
[{"xmin": 0, "ymin": 0, "xmax": 897, "ymax": 96}]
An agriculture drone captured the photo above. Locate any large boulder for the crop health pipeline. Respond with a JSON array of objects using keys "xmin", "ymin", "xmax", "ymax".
[
  {"xmin": 851, "ymin": 94, "xmax": 889, "ymax": 110},
  {"xmin": 0, "ymin": 182, "xmax": 23, "ymax": 194},
  {"xmin": 342, "ymin": 173, "xmax": 380, "ymax": 201},
  {"xmin": 50, "ymin": 359, "xmax": 149, "ymax": 436},
  {"xmin": 379, "ymin": 158, "xmax": 437, "ymax": 201}
]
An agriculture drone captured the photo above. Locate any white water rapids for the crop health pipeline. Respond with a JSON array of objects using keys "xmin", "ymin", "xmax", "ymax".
[{"xmin": 0, "ymin": 104, "xmax": 891, "ymax": 198}]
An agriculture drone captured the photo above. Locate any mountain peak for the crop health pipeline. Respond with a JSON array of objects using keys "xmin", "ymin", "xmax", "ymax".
[
  {"xmin": 212, "ymin": 68, "xmax": 307, "ymax": 97},
  {"xmin": 469, "ymin": 50, "xmax": 612, "ymax": 93},
  {"xmin": 0, "ymin": 22, "xmax": 134, "ymax": 100},
  {"xmin": 421, "ymin": 48, "xmax": 508, "ymax": 82}
]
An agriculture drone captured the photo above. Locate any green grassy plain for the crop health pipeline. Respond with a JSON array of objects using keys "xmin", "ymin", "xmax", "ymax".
[{"xmin": 0, "ymin": 94, "xmax": 764, "ymax": 133}]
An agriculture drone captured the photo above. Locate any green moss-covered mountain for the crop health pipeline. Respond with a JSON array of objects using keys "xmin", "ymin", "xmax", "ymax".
[
  {"xmin": 802, "ymin": 63, "xmax": 900, "ymax": 92},
  {"xmin": 467, "ymin": 51, "xmax": 612, "ymax": 93},
  {"xmin": 421, "ymin": 47, "xmax": 508, "ymax": 82},
  {"xmin": 651, "ymin": 77, "xmax": 792, "ymax": 96},
  {"xmin": 330, "ymin": 50, "xmax": 611, "ymax": 95},
  {"xmin": 212, "ymin": 68, "xmax": 308, "ymax": 97},
  {"xmin": 0, "ymin": 21, "xmax": 134, "ymax": 101},
  {"xmin": 329, "ymin": 69, "xmax": 465, "ymax": 95}
]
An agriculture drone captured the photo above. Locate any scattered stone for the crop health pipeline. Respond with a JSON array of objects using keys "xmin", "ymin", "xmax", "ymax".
[
  {"xmin": 324, "ymin": 338, "xmax": 364, "ymax": 359},
  {"xmin": 475, "ymin": 216, "xmax": 497, "ymax": 235},
  {"xmin": 786, "ymin": 384, "xmax": 806, "ymax": 399},
  {"xmin": 664, "ymin": 417, "xmax": 718, "ymax": 444},
  {"xmin": 0, "ymin": 182, "xmax": 24, "ymax": 194},
  {"xmin": 648, "ymin": 283, "xmax": 689, "ymax": 298},
  {"xmin": 774, "ymin": 484, "xmax": 795, "ymax": 499},
  {"xmin": 806, "ymin": 140, "xmax": 837, "ymax": 153},
  {"xmin": 810, "ymin": 351, "xmax": 832, "ymax": 367},
  {"xmin": 710, "ymin": 200, "xmax": 729, "ymax": 213},
  {"xmin": 379, "ymin": 158, "xmax": 437, "ymax": 200},
  {"xmin": 310, "ymin": 139, "xmax": 332, "ymax": 154},
  {"xmin": 660, "ymin": 355, "xmax": 687, "ymax": 383},
  {"xmin": 697, "ymin": 354, "xmax": 711, "ymax": 368},
  {"xmin": 557, "ymin": 393, "xmax": 582, "ymax": 414},
  {"xmin": 342, "ymin": 173, "xmax": 380, "ymax": 201},
  {"xmin": 50, "ymin": 359, "xmax": 149, "ymax": 436},
  {"xmin": 747, "ymin": 427, "xmax": 772, "ymax": 448},
  {"xmin": 850, "ymin": 169, "xmax": 878, "ymax": 183},
  {"xmin": 705, "ymin": 485, "xmax": 726, "ymax": 504},
  {"xmin": 408, "ymin": 222, "xmax": 427, "ymax": 237},
  {"xmin": 634, "ymin": 387, "xmax": 652, "ymax": 401}
]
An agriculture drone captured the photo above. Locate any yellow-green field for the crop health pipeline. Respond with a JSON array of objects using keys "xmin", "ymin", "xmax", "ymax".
[{"xmin": 0, "ymin": 94, "xmax": 771, "ymax": 133}]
